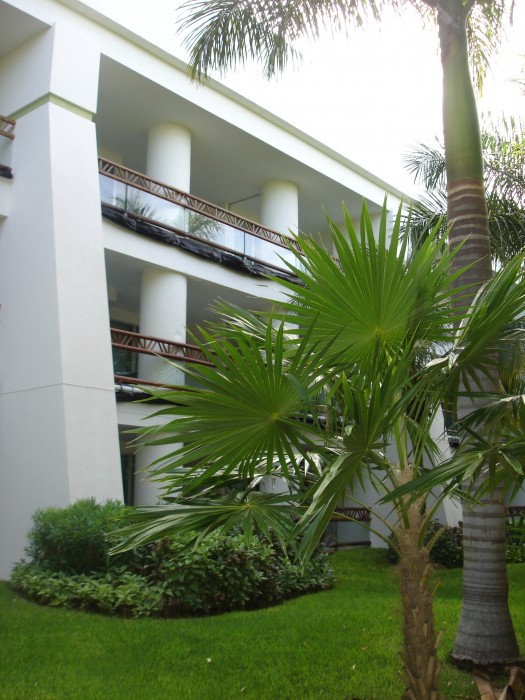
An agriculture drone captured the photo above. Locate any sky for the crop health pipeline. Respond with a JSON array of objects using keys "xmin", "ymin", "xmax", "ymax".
[{"xmin": 89, "ymin": 0, "xmax": 525, "ymax": 196}]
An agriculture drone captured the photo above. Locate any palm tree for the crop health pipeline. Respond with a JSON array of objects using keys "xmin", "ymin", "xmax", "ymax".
[
  {"xmin": 114, "ymin": 202, "xmax": 525, "ymax": 698},
  {"xmin": 403, "ymin": 118, "xmax": 525, "ymax": 666},
  {"xmin": 172, "ymin": 0, "xmax": 518, "ymax": 666},
  {"xmin": 404, "ymin": 119, "xmax": 525, "ymax": 267}
]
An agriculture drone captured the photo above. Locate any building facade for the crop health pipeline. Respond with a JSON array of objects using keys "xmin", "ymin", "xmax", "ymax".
[{"xmin": 0, "ymin": 0, "xmax": 412, "ymax": 577}]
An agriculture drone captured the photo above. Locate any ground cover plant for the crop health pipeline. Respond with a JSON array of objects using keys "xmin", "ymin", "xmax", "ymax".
[
  {"xmin": 11, "ymin": 499, "xmax": 333, "ymax": 617},
  {"xmin": 2, "ymin": 549, "xmax": 525, "ymax": 700}
]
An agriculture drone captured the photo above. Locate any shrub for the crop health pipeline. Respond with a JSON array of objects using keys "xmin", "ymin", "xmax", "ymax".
[
  {"xmin": 141, "ymin": 532, "xmax": 334, "ymax": 616},
  {"xmin": 426, "ymin": 520, "xmax": 463, "ymax": 569},
  {"xmin": 12, "ymin": 500, "xmax": 334, "ymax": 618},
  {"xmin": 506, "ymin": 512, "xmax": 525, "ymax": 564},
  {"xmin": 25, "ymin": 498, "xmax": 128, "ymax": 575}
]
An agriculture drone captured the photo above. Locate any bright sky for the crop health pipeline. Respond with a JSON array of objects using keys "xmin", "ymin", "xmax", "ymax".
[{"xmin": 89, "ymin": 0, "xmax": 525, "ymax": 196}]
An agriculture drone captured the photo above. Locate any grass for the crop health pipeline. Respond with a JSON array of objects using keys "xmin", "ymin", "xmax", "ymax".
[{"xmin": 2, "ymin": 549, "xmax": 524, "ymax": 700}]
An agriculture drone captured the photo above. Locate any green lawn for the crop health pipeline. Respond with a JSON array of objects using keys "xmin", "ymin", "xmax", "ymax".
[{"xmin": 2, "ymin": 549, "xmax": 524, "ymax": 699}]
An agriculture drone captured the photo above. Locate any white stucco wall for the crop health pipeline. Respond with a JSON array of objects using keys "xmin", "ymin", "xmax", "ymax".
[{"xmin": 0, "ymin": 20, "xmax": 122, "ymax": 577}]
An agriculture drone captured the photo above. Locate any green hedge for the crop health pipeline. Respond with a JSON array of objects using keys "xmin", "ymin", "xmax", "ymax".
[
  {"xmin": 11, "ymin": 500, "xmax": 334, "ymax": 617},
  {"xmin": 507, "ymin": 512, "xmax": 525, "ymax": 564}
]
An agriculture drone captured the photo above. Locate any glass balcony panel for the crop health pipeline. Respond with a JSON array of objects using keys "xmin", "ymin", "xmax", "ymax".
[
  {"xmin": 99, "ymin": 174, "xmax": 126, "ymax": 206},
  {"xmin": 187, "ymin": 210, "xmax": 239, "ymax": 249},
  {"xmin": 123, "ymin": 188, "xmax": 175, "ymax": 222},
  {"xmin": 244, "ymin": 233, "xmax": 296, "ymax": 269}
]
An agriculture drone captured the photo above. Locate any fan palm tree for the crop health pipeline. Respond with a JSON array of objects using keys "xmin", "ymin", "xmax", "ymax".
[
  {"xmin": 171, "ymin": 0, "xmax": 518, "ymax": 666},
  {"xmin": 114, "ymin": 202, "xmax": 525, "ymax": 698},
  {"xmin": 404, "ymin": 119, "xmax": 525, "ymax": 267}
]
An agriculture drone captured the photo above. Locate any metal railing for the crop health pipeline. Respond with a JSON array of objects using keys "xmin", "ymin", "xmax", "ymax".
[
  {"xmin": 0, "ymin": 115, "xmax": 15, "ymax": 140},
  {"xmin": 99, "ymin": 158, "xmax": 299, "ymax": 272},
  {"xmin": 111, "ymin": 327, "xmax": 214, "ymax": 389},
  {"xmin": 111, "ymin": 327, "xmax": 212, "ymax": 366},
  {"xmin": 332, "ymin": 507, "xmax": 371, "ymax": 522}
]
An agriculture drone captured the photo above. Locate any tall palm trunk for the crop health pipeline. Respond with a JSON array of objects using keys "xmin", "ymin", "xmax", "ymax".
[{"xmin": 437, "ymin": 0, "xmax": 520, "ymax": 665}]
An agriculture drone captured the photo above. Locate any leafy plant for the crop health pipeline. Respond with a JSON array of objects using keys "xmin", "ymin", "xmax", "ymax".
[
  {"xmin": 506, "ymin": 512, "xmax": 525, "ymax": 564},
  {"xmin": 25, "ymin": 498, "xmax": 128, "ymax": 575},
  {"xmin": 13, "ymin": 500, "xmax": 333, "ymax": 617}
]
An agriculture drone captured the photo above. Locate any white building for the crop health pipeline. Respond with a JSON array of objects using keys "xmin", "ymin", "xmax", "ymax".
[{"xmin": 0, "ymin": 0, "xmax": 414, "ymax": 578}]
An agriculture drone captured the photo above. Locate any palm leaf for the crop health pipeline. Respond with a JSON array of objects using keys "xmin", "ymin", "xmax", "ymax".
[
  {"xmin": 110, "ymin": 490, "xmax": 303, "ymax": 554},
  {"xmin": 277, "ymin": 203, "xmax": 465, "ymax": 373},
  {"xmin": 178, "ymin": 0, "xmax": 385, "ymax": 78}
]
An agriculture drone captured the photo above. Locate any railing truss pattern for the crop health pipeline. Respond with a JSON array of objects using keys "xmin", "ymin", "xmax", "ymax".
[
  {"xmin": 111, "ymin": 328, "xmax": 213, "ymax": 367},
  {"xmin": 333, "ymin": 507, "xmax": 371, "ymax": 522}
]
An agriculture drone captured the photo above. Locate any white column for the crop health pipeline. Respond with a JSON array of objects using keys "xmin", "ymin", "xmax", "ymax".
[
  {"xmin": 146, "ymin": 124, "xmax": 192, "ymax": 230},
  {"xmin": 134, "ymin": 444, "xmax": 168, "ymax": 505},
  {"xmin": 139, "ymin": 268, "xmax": 187, "ymax": 385},
  {"xmin": 261, "ymin": 180, "xmax": 299, "ymax": 235},
  {"xmin": 136, "ymin": 268, "xmax": 187, "ymax": 504},
  {"xmin": 147, "ymin": 123, "xmax": 191, "ymax": 191}
]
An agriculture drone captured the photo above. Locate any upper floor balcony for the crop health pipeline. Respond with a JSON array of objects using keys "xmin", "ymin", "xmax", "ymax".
[{"xmin": 99, "ymin": 158, "xmax": 302, "ymax": 277}]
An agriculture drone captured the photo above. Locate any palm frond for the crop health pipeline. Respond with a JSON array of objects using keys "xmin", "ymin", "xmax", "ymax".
[
  {"xmin": 178, "ymin": 0, "xmax": 386, "ymax": 78},
  {"xmin": 403, "ymin": 141, "xmax": 446, "ymax": 191},
  {"xmin": 133, "ymin": 320, "xmax": 333, "ymax": 497},
  {"xmin": 110, "ymin": 490, "xmax": 303, "ymax": 553},
  {"xmin": 278, "ymin": 202, "xmax": 464, "ymax": 372},
  {"xmin": 466, "ymin": 1, "xmax": 515, "ymax": 95}
]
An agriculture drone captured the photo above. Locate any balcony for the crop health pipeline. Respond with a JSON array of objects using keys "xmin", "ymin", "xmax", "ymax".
[
  {"xmin": 111, "ymin": 327, "xmax": 212, "ymax": 393},
  {"xmin": 99, "ymin": 158, "xmax": 301, "ymax": 277}
]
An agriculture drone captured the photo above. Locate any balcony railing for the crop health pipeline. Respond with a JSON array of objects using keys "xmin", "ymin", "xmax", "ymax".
[
  {"xmin": 0, "ymin": 115, "xmax": 15, "ymax": 140},
  {"xmin": 111, "ymin": 327, "xmax": 213, "ymax": 389},
  {"xmin": 332, "ymin": 507, "xmax": 371, "ymax": 522},
  {"xmin": 99, "ymin": 158, "xmax": 300, "ymax": 273}
]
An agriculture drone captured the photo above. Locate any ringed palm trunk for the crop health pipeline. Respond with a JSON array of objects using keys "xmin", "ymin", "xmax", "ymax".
[{"xmin": 437, "ymin": 0, "xmax": 520, "ymax": 664}]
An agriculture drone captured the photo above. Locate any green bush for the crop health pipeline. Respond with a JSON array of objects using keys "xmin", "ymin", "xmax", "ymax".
[
  {"xmin": 25, "ymin": 498, "xmax": 128, "ymax": 575},
  {"xmin": 140, "ymin": 532, "xmax": 333, "ymax": 616},
  {"xmin": 426, "ymin": 520, "xmax": 463, "ymax": 569},
  {"xmin": 506, "ymin": 512, "xmax": 525, "ymax": 564},
  {"xmin": 12, "ymin": 500, "xmax": 334, "ymax": 618}
]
